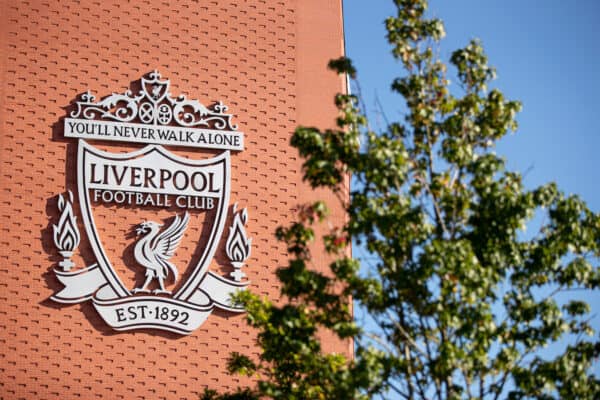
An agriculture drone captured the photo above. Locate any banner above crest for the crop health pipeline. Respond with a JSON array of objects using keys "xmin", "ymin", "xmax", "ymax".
[{"xmin": 64, "ymin": 70, "xmax": 244, "ymax": 151}]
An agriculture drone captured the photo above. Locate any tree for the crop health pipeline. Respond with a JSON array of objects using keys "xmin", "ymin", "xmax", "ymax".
[{"xmin": 204, "ymin": 1, "xmax": 600, "ymax": 398}]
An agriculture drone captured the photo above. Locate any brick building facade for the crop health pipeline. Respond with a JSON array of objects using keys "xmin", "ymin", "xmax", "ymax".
[{"xmin": 0, "ymin": 0, "xmax": 347, "ymax": 398}]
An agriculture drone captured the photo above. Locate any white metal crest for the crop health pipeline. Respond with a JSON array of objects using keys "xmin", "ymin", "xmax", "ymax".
[{"xmin": 50, "ymin": 71, "xmax": 252, "ymax": 335}]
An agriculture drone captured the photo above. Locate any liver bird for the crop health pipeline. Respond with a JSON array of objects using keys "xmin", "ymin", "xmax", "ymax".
[
  {"xmin": 151, "ymin": 84, "xmax": 162, "ymax": 99},
  {"xmin": 132, "ymin": 212, "xmax": 190, "ymax": 294}
]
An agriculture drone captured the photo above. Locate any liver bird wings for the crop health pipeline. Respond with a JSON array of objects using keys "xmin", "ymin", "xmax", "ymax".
[{"xmin": 151, "ymin": 213, "xmax": 190, "ymax": 280}]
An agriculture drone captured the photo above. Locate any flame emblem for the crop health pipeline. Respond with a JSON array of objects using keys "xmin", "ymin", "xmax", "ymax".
[
  {"xmin": 225, "ymin": 204, "xmax": 252, "ymax": 281},
  {"xmin": 52, "ymin": 191, "xmax": 81, "ymax": 270}
]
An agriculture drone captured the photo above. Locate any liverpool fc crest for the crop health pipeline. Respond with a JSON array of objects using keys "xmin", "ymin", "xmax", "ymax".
[{"xmin": 50, "ymin": 71, "xmax": 252, "ymax": 335}]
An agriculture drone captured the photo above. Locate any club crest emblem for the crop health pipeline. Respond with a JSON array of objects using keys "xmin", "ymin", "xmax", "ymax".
[{"xmin": 50, "ymin": 71, "xmax": 252, "ymax": 335}]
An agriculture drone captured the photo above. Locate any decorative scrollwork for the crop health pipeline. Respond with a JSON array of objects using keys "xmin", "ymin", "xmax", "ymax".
[{"xmin": 69, "ymin": 71, "xmax": 239, "ymax": 131}]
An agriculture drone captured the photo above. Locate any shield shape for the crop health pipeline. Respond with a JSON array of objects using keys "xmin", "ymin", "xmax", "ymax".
[
  {"xmin": 77, "ymin": 140, "xmax": 230, "ymax": 301},
  {"xmin": 141, "ymin": 75, "xmax": 170, "ymax": 103}
]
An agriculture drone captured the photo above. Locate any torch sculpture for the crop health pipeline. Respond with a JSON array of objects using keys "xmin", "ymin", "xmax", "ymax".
[
  {"xmin": 52, "ymin": 191, "xmax": 81, "ymax": 271},
  {"xmin": 225, "ymin": 204, "xmax": 252, "ymax": 282}
]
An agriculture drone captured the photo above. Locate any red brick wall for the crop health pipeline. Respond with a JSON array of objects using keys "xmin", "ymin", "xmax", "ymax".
[{"xmin": 0, "ymin": 0, "xmax": 347, "ymax": 398}]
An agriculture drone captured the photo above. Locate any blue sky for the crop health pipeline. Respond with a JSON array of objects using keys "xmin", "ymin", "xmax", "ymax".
[
  {"xmin": 343, "ymin": 0, "xmax": 600, "ymax": 377},
  {"xmin": 344, "ymin": 0, "xmax": 599, "ymax": 207}
]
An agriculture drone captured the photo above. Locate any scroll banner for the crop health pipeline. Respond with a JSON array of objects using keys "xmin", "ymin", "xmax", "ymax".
[{"xmin": 51, "ymin": 265, "xmax": 248, "ymax": 335}]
